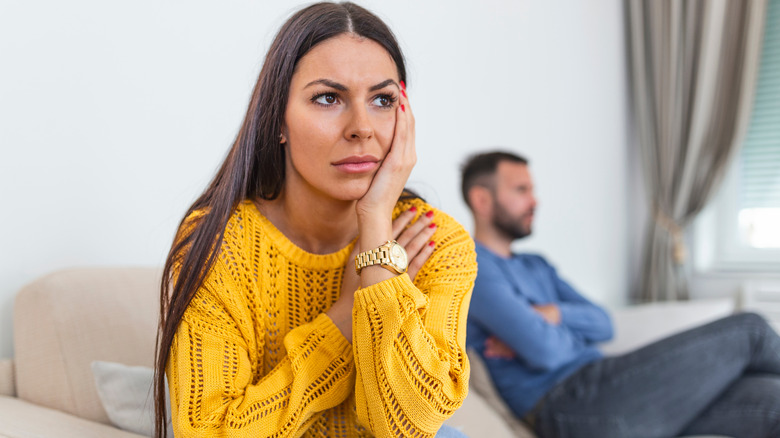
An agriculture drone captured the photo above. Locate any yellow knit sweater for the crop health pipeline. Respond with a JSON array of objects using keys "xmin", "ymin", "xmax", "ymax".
[{"xmin": 167, "ymin": 199, "xmax": 477, "ymax": 438}]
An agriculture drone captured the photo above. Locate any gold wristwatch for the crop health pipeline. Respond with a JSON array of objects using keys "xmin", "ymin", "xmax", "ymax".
[{"xmin": 355, "ymin": 240, "xmax": 408, "ymax": 274}]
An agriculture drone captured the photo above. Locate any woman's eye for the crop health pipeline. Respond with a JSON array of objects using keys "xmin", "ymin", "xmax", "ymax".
[
  {"xmin": 313, "ymin": 93, "xmax": 338, "ymax": 106},
  {"xmin": 372, "ymin": 95, "xmax": 395, "ymax": 108}
]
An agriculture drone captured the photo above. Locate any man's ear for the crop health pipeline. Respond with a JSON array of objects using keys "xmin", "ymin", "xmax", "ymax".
[{"xmin": 468, "ymin": 186, "xmax": 493, "ymax": 218}]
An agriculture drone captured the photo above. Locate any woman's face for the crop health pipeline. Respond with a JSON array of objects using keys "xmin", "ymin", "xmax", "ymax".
[{"xmin": 283, "ymin": 33, "xmax": 401, "ymax": 202}]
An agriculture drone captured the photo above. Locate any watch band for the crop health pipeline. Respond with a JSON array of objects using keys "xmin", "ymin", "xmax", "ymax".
[
  {"xmin": 355, "ymin": 240, "xmax": 406, "ymax": 274},
  {"xmin": 355, "ymin": 242, "xmax": 392, "ymax": 274}
]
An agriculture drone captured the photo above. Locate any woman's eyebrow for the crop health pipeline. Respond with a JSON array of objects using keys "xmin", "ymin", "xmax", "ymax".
[
  {"xmin": 303, "ymin": 78, "xmax": 398, "ymax": 92},
  {"xmin": 369, "ymin": 79, "xmax": 397, "ymax": 91},
  {"xmin": 304, "ymin": 79, "xmax": 347, "ymax": 91}
]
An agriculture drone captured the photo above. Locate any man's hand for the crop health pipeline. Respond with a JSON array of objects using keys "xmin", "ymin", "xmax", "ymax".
[
  {"xmin": 532, "ymin": 303, "xmax": 561, "ymax": 325},
  {"xmin": 484, "ymin": 336, "xmax": 515, "ymax": 359}
]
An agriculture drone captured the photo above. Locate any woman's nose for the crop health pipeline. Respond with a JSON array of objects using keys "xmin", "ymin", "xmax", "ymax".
[{"xmin": 345, "ymin": 106, "xmax": 374, "ymax": 140}]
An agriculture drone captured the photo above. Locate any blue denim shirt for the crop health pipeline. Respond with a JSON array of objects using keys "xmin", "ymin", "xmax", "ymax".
[{"xmin": 466, "ymin": 242, "xmax": 613, "ymax": 417}]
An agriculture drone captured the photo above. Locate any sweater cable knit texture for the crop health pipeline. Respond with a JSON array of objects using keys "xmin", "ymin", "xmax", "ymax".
[{"xmin": 167, "ymin": 199, "xmax": 476, "ymax": 437}]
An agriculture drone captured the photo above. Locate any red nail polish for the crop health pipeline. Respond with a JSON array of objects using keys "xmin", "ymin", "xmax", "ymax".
[
  {"xmin": 428, "ymin": 241, "xmax": 435, "ymax": 247},
  {"xmin": 401, "ymin": 104, "xmax": 405, "ymax": 112},
  {"xmin": 409, "ymin": 206, "xmax": 417, "ymax": 212},
  {"xmin": 429, "ymin": 223, "xmax": 436, "ymax": 229},
  {"xmin": 425, "ymin": 211, "xmax": 434, "ymax": 218},
  {"xmin": 401, "ymin": 89, "xmax": 407, "ymax": 98},
  {"xmin": 400, "ymin": 80, "xmax": 406, "ymax": 90}
]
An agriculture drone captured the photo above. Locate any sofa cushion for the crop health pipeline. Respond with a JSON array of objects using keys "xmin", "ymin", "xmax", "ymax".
[
  {"xmin": 92, "ymin": 361, "xmax": 175, "ymax": 437},
  {"xmin": 13, "ymin": 267, "xmax": 161, "ymax": 424},
  {"xmin": 0, "ymin": 395, "xmax": 146, "ymax": 438},
  {"xmin": 0, "ymin": 358, "xmax": 15, "ymax": 396}
]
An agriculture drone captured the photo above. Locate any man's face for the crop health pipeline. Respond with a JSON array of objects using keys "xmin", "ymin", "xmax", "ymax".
[{"xmin": 491, "ymin": 161, "xmax": 537, "ymax": 240}]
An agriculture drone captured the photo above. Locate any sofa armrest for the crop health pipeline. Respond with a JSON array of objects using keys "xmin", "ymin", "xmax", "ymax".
[
  {"xmin": 0, "ymin": 359, "xmax": 14, "ymax": 397},
  {"xmin": 0, "ymin": 395, "xmax": 145, "ymax": 438},
  {"xmin": 600, "ymin": 298, "xmax": 736, "ymax": 356}
]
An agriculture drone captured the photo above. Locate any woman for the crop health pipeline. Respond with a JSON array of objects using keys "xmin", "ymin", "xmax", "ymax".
[{"xmin": 154, "ymin": 3, "xmax": 477, "ymax": 437}]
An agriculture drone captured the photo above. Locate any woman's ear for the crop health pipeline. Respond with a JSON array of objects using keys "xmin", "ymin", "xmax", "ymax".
[{"xmin": 279, "ymin": 123, "xmax": 289, "ymax": 144}]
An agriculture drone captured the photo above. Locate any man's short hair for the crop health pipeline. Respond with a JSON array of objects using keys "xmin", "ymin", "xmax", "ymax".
[{"xmin": 460, "ymin": 151, "xmax": 528, "ymax": 209}]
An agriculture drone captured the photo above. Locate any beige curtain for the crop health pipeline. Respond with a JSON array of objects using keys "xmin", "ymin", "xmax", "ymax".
[{"xmin": 627, "ymin": 0, "xmax": 767, "ymax": 301}]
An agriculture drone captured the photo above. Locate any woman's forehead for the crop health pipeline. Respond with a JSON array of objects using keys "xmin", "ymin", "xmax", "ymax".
[{"xmin": 292, "ymin": 34, "xmax": 399, "ymax": 88}]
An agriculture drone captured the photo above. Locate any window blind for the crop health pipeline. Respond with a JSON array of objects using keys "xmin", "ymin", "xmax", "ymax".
[{"xmin": 740, "ymin": 0, "xmax": 780, "ymax": 210}]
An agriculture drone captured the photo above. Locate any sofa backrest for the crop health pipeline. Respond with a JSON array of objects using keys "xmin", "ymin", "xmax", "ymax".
[{"xmin": 13, "ymin": 267, "xmax": 161, "ymax": 425}]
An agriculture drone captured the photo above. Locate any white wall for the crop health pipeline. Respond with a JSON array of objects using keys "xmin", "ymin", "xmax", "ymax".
[{"xmin": 0, "ymin": 0, "xmax": 630, "ymax": 359}]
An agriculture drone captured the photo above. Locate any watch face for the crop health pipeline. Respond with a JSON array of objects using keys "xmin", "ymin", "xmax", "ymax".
[{"xmin": 389, "ymin": 242, "xmax": 408, "ymax": 269}]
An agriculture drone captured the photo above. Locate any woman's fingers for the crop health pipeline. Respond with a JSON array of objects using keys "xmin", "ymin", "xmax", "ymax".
[
  {"xmin": 397, "ymin": 210, "xmax": 433, "ymax": 247},
  {"xmin": 393, "ymin": 207, "xmax": 436, "ymax": 250},
  {"xmin": 389, "ymin": 206, "xmax": 436, "ymax": 281},
  {"xmin": 392, "ymin": 208, "xmax": 436, "ymax": 282},
  {"xmin": 354, "ymin": 83, "xmax": 415, "ymax": 220},
  {"xmin": 400, "ymin": 81, "xmax": 415, "ymax": 157},
  {"xmin": 392, "ymin": 206, "xmax": 418, "ymax": 238},
  {"xmin": 407, "ymin": 240, "xmax": 435, "ymax": 281},
  {"xmin": 378, "ymin": 88, "xmax": 412, "ymax": 180},
  {"xmin": 404, "ymin": 221, "xmax": 436, "ymax": 261},
  {"xmin": 384, "ymin": 91, "xmax": 414, "ymax": 176},
  {"xmin": 399, "ymin": 82, "xmax": 416, "ymax": 168}
]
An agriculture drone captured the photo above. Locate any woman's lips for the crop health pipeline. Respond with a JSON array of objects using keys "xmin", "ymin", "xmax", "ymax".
[{"xmin": 332, "ymin": 156, "xmax": 380, "ymax": 174}]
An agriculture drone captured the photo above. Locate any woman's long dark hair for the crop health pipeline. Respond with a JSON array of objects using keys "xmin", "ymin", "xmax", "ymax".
[{"xmin": 154, "ymin": 3, "xmax": 407, "ymax": 437}]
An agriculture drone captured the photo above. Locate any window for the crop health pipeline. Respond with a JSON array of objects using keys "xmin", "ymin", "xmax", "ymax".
[
  {"xmin": 738, "ymin": 0, "xmax": 780, "ymax": 250},
  {"xmin": 694, "ymin": 0, "xmax": 780, "ymax": 271}
]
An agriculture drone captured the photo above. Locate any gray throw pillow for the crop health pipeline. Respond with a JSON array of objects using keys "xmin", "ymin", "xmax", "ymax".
[{"xmin": 91, "ymin": 361, "xmax": 173, "ymax": 437}]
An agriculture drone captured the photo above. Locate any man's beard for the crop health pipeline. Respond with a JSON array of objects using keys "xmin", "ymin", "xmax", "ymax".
[{"xmin": 492, "ymin": 201, "xmax": 533, "ymax": 240}]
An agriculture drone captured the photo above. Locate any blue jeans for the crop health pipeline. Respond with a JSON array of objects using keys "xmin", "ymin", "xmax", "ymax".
[
  {"xmin": 533, "ymin": 313, "xmax": 780, "ymax": 438},
  {"xmin": 434, "ymin": 424, "xmax": 468, "ymax": 438}
]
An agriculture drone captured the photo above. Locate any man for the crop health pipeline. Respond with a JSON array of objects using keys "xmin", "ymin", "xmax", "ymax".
[{"xmin": 462, "ymin": 151, "xmax": 780, "ymax": 438}]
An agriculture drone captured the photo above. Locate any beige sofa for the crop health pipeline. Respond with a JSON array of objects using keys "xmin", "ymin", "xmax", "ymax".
[
  {"xmin": 0, "ymin": 267, "xmax": 736, "ymax": 438},
  {"xmin": 0, "ymin": 268, "xmax": 158, "ymax": 438}
]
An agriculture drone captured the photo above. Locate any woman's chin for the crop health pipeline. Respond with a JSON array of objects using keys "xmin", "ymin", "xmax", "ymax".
[
  {"xmin": 334, "ymin": 188, "xmax": 370, "ymax": 202},
  {"xmin": 326, "ymin": 181, "xmax": 371, "ymax": 203}
]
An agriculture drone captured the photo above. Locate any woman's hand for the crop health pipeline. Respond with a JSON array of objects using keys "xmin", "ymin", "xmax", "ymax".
[
  {"xmin": 355, "ymin": 82, "xmax": 415, "ymax": 253},
  {"xmin": 327, "ymin": 205, "xmax": 436, "ymax": 342},
  {"xmin": 392, "ymin": 206, "xmax": 436, "ymax": 281}
]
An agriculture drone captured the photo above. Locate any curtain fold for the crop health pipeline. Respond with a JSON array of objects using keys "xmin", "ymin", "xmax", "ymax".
[{"xmin": 627, "ymin": 0, "xmax": 768, "ymax": 301}]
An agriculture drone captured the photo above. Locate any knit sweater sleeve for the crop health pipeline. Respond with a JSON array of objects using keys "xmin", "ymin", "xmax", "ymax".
[
  {"xmin": 166, "ymin": 216, "xmax": 355, "ymax": 437},
  {"xmin": 352, "ymin": 207, "xmax": 477, "ymax": 437}
]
